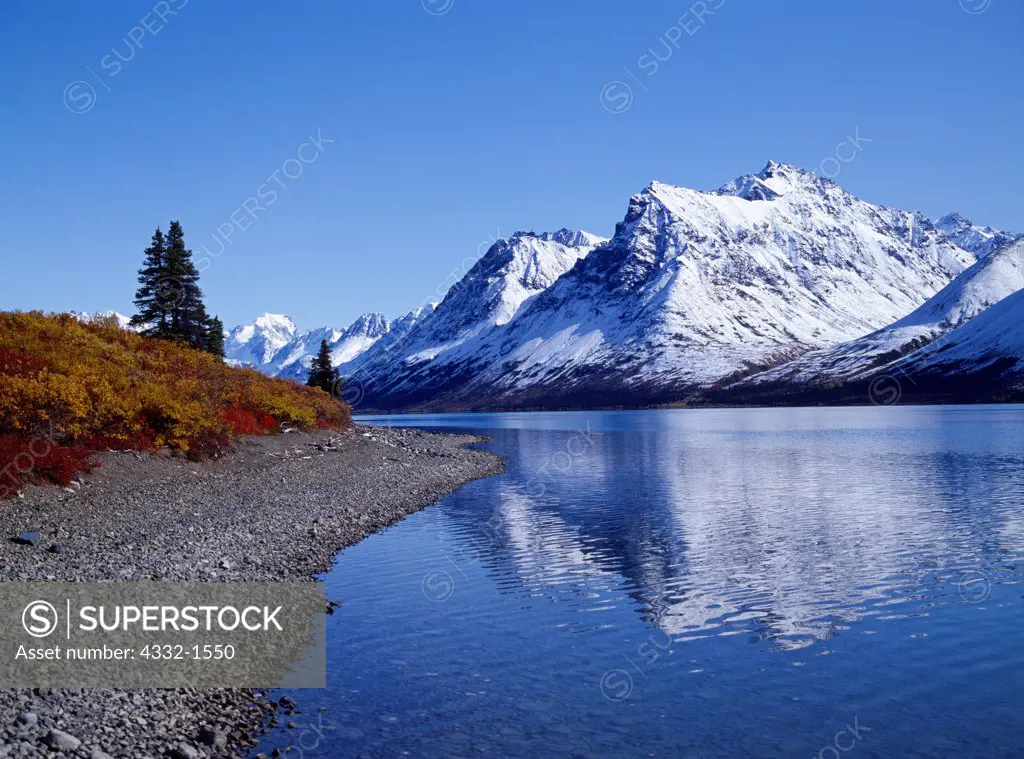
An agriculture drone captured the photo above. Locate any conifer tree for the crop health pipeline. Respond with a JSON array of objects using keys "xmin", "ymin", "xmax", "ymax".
[
  {"xmin": 132, "ymin": 221, "xmax": 223, "ymax": 356},
  {"xmin": 164, "ymin": 220, "xmax": 209, "ymax": 350},
  {"xmin": 306, "ymin": 339, "xmax": 340, "ymax": 393},
  {"xmin": 206, "ymin": 316, "xmax": 226, "ymax": 359},
  {"xmin": 130, "ymin": 227, "xmax": 173, "ymax": 337}
]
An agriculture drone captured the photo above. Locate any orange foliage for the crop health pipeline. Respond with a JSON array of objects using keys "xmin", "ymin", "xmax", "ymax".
[{"xmin": 0, "ymin": 311, "xmax": 350, "ymax": 496}]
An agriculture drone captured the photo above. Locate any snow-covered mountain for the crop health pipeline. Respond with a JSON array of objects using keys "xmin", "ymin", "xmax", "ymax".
[
  {"xmin": 346, "ymin": 228, "xmax": 607, "ymax": 404},
  {"xmin": 348, "ymin": 162, "xmax": 989, "ymax": 410},
  {"xmin": 338, "ymin": 302, "xmax": 437, "ymax": 375},
  {"xmin": 70, "ymin": 310, "xmax": 134, "ymax": 329},
  {"xmin": 214, "ymin": 162, "xmax": 1017, "ymax": 408},
  {"xmin": 732, "ymin": 237, "xmax": 1024, "ymax": 390},
  {"xmin": 934, "ymin": 212, "xmax": 1018, "ymax": 259},
  {"xmin": 273, "ymin": 312, "xmax": 391, "ymax": 381},
  {"xmin": 224, "ymin": 313, "xmax": 300, "ymax": 372},
  {"xmin": 225, "ymin": 305, "xmax": 438, "ymax": 379},
  {"xmin": 895, "ymin": 285, "xmax": 1024, "ymax": 388}
]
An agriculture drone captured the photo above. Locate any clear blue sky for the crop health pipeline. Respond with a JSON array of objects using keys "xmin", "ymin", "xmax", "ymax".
[{"xmin": 1, "ymin": 0, "xmax": 1021, "ymax": 329}]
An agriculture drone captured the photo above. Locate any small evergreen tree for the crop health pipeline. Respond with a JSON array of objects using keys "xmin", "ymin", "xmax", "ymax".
[
  {"xmin": 130, "ymin": 227, "xmax": 173, "ymax": 338},
  {"xmin": 131, "ymin": 221, "xmax": 223, "ymax": 357},
  {"xmin": 306, "ymin": 339, "xmax": 339, "ymax": 393},
  {"xmin": 206, "ymin": 316, "xmax": 226, "ymax": 359},
  {"xmin": 164, "ymin": 220, "xmax": 209, "ymax": 350}
]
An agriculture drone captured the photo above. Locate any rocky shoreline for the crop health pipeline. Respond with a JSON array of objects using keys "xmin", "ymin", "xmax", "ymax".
[{"xmin": 0, "ymin": 425, "xmax": 506, "ymax": 758}]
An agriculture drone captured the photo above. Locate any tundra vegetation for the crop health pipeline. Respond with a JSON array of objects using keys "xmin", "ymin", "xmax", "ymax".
[{"xmin": 0, "ymin": 311, "xmax": 350, "ymax": 498}]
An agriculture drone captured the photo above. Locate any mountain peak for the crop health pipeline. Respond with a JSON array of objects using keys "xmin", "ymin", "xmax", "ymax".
[
  {"xmin": 712, "ymin": 162, "xmax": 821, "ymax": 201},
  {"xmin": 935, "ymin": 213, "xmax": 1020, "ymax": 258},
  {"xmin": 511, "ymin": 228, "xmax": 606, "ymax": 249},
  {"xmin": 938, "ymin": 212, "xmax": 969, "ymax": 228},
  {"xmin": 538, "ymin": 228, "xmax": 606, "ymax": 248},
  {"xmin": 755, "ymin": 160, "xmax": 822, "ymax": 194},
  {"xmin": 252, "ymin": 313, "xmax": 297, "ymax": 333},
  {"xmin": 758, "ymin": 159, "xmax": 804, "ymax": 175},
  {"xmin": 342, "ymin": 312, "xmax": 390, "ymax": 339}
]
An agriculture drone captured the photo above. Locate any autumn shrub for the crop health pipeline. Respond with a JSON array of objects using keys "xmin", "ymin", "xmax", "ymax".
[
  {"xmin": 220, "ymin": 405, "xmax": 280, "ymax": 436},
  {"xmin": 0, "ymin": 434, "xmax": 99, "ymax": 499},
  {"xmin": 0, "ymin": 311, "xmax": 350, "ymax": 496}
]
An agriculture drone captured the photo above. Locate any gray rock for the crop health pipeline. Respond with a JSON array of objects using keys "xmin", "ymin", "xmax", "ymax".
[
  {"xmin": 17, "ymin": 712, "xmax": 38, "ymax": 726},
  {"xmin": 198, "ymin": 726, "xmax": 228, "ymax": 749},
  {"xmin": 48, "ymin": 542, "xmax": 65, "ymax": 554},
  {"xmin": 13, "ymin": 531, "xmax": 39, "ymax": 547},
  {"xmin": 170, "ymin": 743, "xmax": 201, "ymax": 759},
  {"xmin": 0, "ymin": 426, "xmax": 504, "ymax": 757},
  {"xmin": 42, "ymin": 729, "xmax": 82, "ymax": 751}
]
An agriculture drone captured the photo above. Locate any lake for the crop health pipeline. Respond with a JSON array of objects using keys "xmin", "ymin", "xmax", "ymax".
[{"xmin": 257, "ymin": 406, "xmax": 1024, "ymax": 758}]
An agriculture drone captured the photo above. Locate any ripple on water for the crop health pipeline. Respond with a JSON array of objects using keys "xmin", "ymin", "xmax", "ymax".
[{"xmin": 258, "ymin": 408, "xmax": 1024, "ymax": 759}]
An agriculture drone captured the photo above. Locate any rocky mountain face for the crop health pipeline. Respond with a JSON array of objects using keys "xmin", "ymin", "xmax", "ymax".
[
  {"xmin": 347, "ymin": 162, "xmax": 1000, "ymax": 410},
  {"xmin": 729, "ymin": 237, "xmax": 1024, "ymax": 396},
  {"xmin": 896, "ymin": 283, "xmax": 1024, "ymax": 391},
  {"xmin": 346, "ymin": 229, "xmax": 607, "ymax": 405},
  {"xmin": 225, "ymin": 308, "xmax": 435, "ymax": 380},
  {"xmin": 219, "ymin": 162, "xmax": 1019, "ymax": 409},
  {"xmin": 934, "ymin": 212, "xmax": 1018, "ymax": 259}
]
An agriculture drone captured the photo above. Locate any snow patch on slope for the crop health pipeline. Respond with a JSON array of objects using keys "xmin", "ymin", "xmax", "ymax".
[
  {"xmin": 736, "ymin": 237, "xmax": 1024, "ymax": 386},
  {"xmin": 898, "ymin": 285, "xmax": 1024, "ymax": 380}
]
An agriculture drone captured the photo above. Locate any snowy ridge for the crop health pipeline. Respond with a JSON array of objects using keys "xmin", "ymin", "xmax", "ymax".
[
  {"xmin": 348, "ymin": 229, "xmax": 606, "ymax": 397},
  {"xmin": 225, "ymin": 305, "xmax": 438, "ymax": 380},
  {"xmin": 225, "ymin": 314, "xmax": 300, "ymax": 373},
  {"xmin": 70, "ymin": 311, "xmax": 134, "ymax": 330},
  {"xmin": 222, "ymin": 228, "xmax": 605, "ymax": 382},
  {"xmin": 734, "ymin": 237, "xmax": 1024, "ymax": 387},
  {"xmin": 935, "ymin": 213, "xmax": 1019, "ymax": 259},
  {"xmin": 892, "ymin": 285, "xmax": 1024, "ymax": 384},
  {"xmin": 338, "ymin": 302, "xmax": 438, "ymax": 374},
  {"xmin": 347, "ymin": 161, "xmax": 987, "ymax": 410},
  {"xmin": 274, "ymin": 312, "xmax": 390, "ymax": 381}
]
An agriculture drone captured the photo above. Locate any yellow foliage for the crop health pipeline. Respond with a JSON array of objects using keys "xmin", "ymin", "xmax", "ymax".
[{"xmin": 0, "ymin": 311, "xmax": 350, "ymax": 454}]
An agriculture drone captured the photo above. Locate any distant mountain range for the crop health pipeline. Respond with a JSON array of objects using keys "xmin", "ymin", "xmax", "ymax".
[{"xmin": 89, "ymin": 162, "xmax": 1024, "ymax": 410}]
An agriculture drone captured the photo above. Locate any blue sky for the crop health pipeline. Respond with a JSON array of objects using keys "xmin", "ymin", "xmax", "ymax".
[{"xmin": 1, "ymin": 0, "xmax": 1021, "ymax": 329}]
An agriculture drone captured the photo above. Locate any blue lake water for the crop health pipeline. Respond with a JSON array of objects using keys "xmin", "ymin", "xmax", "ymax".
[{"xmin": 258, "ymin": 407, "xmax": 1024, "ymax": 758}]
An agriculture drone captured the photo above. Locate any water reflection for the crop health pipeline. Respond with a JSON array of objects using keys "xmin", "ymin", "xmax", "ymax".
[
  {"xmin": 254, "ymin": 407, "xmax": 1024, "ymax": 759},
  {"xmin": 369, "ymin": 408, "xmax": 1024, "ymax": 649}
]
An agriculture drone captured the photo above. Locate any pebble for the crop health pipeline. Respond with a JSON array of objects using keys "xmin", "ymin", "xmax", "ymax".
[
  {"xmin": 170, "ymin": 744, "xmax": 200, "ymax": 759},
  {"xmin": 0, "ymin": 426, "xmax": 504, "ymax": 758},
  {"xmin": 198, "ymin": 726, "xmax": 228, "ymax": 749},
  {"xmin": 42, "ymin": 729, "xmax": 81, "ymax": 751}
]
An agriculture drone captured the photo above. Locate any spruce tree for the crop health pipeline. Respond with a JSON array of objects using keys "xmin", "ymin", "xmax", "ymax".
[
  {"xmin": 132, "ymin": 221, "xmax": 223, "ymax": 356},
  {"xmin": 306, "ymin": 339, "xmax": 339, "ymax": 393},
  {"xmin": 206, "ymin": 316, "xmax": 226, "ymax": 359},
  {"xmin": 130, "ymin": 227, "xmax": 173, "ymax": 337},
  {"xmin": 164, "ymin": 220, "xmax": 209, "ymax": 350}
]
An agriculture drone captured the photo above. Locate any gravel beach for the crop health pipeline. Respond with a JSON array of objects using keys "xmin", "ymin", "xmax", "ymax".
[{"xmin": 0, "ymin": 424, "xmax": 505, "ymax": 758}]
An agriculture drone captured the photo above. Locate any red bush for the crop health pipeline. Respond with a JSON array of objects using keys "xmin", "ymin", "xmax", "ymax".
[
  {"xmin": 0, "ymin": 347, "xmax": 46, "ymax": 377},
  {"xmin": 220, "ymin": 406, "xmax": 280, "ymax": 436},
  {"xmin": 0, "ymin": 434, "xmax": 99, "ymax": 498},
  {"xmin": 83, "ymin": 428, "xmax": 159, "ymax": 452}
]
